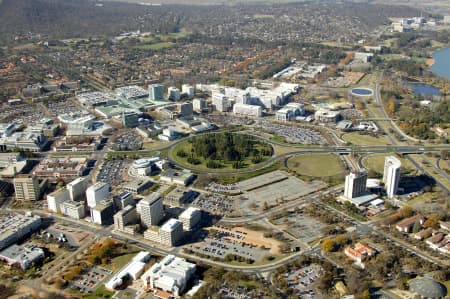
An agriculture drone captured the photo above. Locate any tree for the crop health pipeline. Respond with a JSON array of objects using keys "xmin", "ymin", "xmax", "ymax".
[
  {"xmin": 423, "ymin": 217, "xmax": 439, "ymax": 229},
  {"xmin": 321, "ymin": 239, "xmax": 336, "ymax": 252}
]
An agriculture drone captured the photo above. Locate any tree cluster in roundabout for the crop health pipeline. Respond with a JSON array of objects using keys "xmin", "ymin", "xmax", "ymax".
[{"xmin": 176, "ymin": 132, "xmax": 273, "ymax": 169}]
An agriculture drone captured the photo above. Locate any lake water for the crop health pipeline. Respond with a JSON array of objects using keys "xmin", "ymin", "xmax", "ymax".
[
  {"xmin": 429, "ymin": 47, "xmax": 450, "ymax": 80},
  {"xmin": 408, "ymin": 83, "xmax": 440, "ymax": 96}
]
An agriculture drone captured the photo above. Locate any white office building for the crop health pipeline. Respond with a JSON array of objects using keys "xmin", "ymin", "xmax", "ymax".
[
  {"xmin": 233, "ymin": 103, "xmax": 262, "ymax": 117},
  {"xmin": 192, "ymin": 99, "xmax": 206, "ymax": 112},
  {"xmin": 67, "ymin": 177, "xmax": 88, "ymax": 201},
  {"xmin": 383, "ymin": 156, "xmax": 401, "ymax": 199},
  {"xmin": 178, "ymin": 207, "xmax": 201, "ymax": 231},
  {"xmin": 86, "ymin": 182, "xmax": 110, "ymax": 209},
  {"xmin": 160, "ymin": 218, "xmax": 183, "ymax": 247},
  {"xmin": 141, "ymin": 254, "xmax": 196, "ymax": 298},
  {"xmin": 211, "ymin": 92, "xmax": 228, "ymax": 112},
  {"xmin": 275, "ymin": 103, "xmax": 305, "ymax": 122},
  {"xmin": 46, "ymin": 188, "xmax": 70, "ymax": 213},
  {"xmin": 344, "ymin": 172, "xmax": 367, "ymax": 199},
  {"xmin": 61, "ymin": 200, "xmax": 86, "ymax": 219},
  {"xmin": 181, "ymin": 84, "xmax": 195, "ymax": 98},
  {"xmin": 137, "ymin": 193, "xmax": 164, "ymax": 227}
]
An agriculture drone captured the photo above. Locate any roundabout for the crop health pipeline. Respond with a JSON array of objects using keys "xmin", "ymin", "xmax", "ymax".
[{"xmin": 169, "ymin": 132, "xmax": 274, "ymax": 173}]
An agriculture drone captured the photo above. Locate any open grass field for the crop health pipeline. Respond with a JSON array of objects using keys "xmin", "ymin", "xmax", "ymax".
[
  {"xmin": 343, "ymin": 132, "xmax": 390, "ymax": 146},
  {"xmin": 103, "ymin": 252, "xmax": 140, "ymax": 272},
  {"xmin": 84, "ymin": 285, "xmax": 114, "ymax": 299},
  {"xmin": 287, "ymin": 154, "xmax": 344, "ymax": 177},
  {"xmin": 362, "ymin": 153, "xmax": 415, "ymax": 174}
]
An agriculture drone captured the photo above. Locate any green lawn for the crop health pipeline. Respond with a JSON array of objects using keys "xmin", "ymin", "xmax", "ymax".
[
  {"xmin": 287, "ymin": 154, "xmax": 344, "ymax": 177},
  {"xmin": 343, "ymin": 132, "xmax": 390, "ymax": 146},
  {"xmin": 84, "ymin": 285, "xmax": 114, "ymax": 299},
  {"xmin": 362, "ymin": 154, "xmax": 415, "ymax": 174},
  {"xmin": 103, "ymin": 252, "xmax": 139, "ymax": 272}
]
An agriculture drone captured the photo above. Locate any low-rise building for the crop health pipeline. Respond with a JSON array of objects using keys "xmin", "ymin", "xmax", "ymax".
[
  {"xmin": 61, "ymin": 200, "xmax": 86, "ymax": 219},
  {"xmin": 0, "ymin": 213, "xmax": 41, "ymax": 250},
  {"xmin": 33, "ymin": 157, "xmax": 87, "ymax": 178},
  {"xmin": 123, "ymin": 179, "xmax": 153, "ymax": 194},
  {"xmin": 141, "ymin": 254, "xmax": 196, "ymax": 298},
  {"xmin": 0, "ymin": 244, "xmax": 45, "ymax": 270},
  {"xmin": 233, "ymin": 103, "xmax": 262, "ymax": 117},
  {"xmin": 314, "ymin": 109, "xmax": 341, "ymax": 123},
  {"xmin": 164, "ymin": 188, "xmax": 199, "ymax": 206},
  {"xmin": 105, "ymin": 251, "xmax": 150, "ymax": 290},
  {"xmin": 395, "ymin": 214, "xmax": 425, "ymax": 233},
  {"xmin": 160, "ymin": 169, "xmax": 195, "ymax": 186},
  {"xmin": 344, "ymin": 242, "xmax": 375, "ymax": 264}
]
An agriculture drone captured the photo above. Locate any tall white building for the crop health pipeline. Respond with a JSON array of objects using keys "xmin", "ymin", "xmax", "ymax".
[
  {"xmin": 383, "ymin": 156, "xmax": 401, "ymax": 199},
  {"xmin": 141, "ymin": 254, "xmax": 196, "ymax": 297},
  {"xmin": 46, "ymin": 188, "xmax": 70, "ymax": 213},
  {"xmin": 178, "ymin": 207, "xmax": 201, "ymax": 231},
  {"xmin": 67, "ymin": 177, "xmax": 88, "ymax": 201},
  {"xmin": 211, "ymin": 92, "xmax": 228, "ymax": 112},
  {"xmin": 86, "ymin": 182, "xmax": 109, "ymax": 209},
  {"xmin": 160, "ymin": 218, "xmax": 183, "ymax": 247},
  {"xmin": 136, "ymin": 193, "xmax": 164, "ymax": 228},
  {"xmin": 181, "ymin": 84, "xmax": 195, "ymax": 98},
  {"xmin": 344, "ymin": 172, "xmax": 367, "ymax": 199},
  {"xmin": 192, "ymin": 99, "xmax": 206, "ymax": 112}
]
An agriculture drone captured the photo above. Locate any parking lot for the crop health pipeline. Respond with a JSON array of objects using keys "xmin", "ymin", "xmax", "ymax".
[
  {"xmin": 237, "ymin": 171, "xmax": 326, "ymax": 213},
  {"xmin": 193, "ymin": 193, "xmax": 236, "ymax": 216},
  {"xmin": 0, "ymin": 103, "xmax": 46, "ymax": 123},
  {"xmin": 272, "ymin": 212, "xmax": 325, "ymax": 243},
  {"xmin": 97, "ymin": 159, "xmax": 128, "ymax": 186},
  {"xmin": 70, "ymin": 266, "xmax": 112, "ymax": 293},
  {"xmin": 185, "ymin": 226, "xmax": 271, "ymax": 263},
  {"xmin": 259, "ymin": 119, "xmax": 327, "ymax": 144},
  {"xmin": 46, "ymin": 98, "xmax": 81, "ymax": 116},
  {"xmin": 206, "ymin": 182, "xmax": 241, "ymax": 195},
  {"xmin": 285, "ymin": 264, "xmax": 323, "ymax": 298},
  {"xmin": 207, "ymin": 114, "xmax": 255, "ymax": 126},
  {"xmin": 112, "ymin": 131, "xmax": 143, "ymax": 151}
]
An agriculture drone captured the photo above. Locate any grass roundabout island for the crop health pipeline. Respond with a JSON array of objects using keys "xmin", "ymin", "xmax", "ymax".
[
  {"xmin": 287, "ymin": 153, "xmax": 345, "ymax": 177},
  {"xmin": 171, "ymin": 132, "xmax": 274, "ymax": 171}
]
